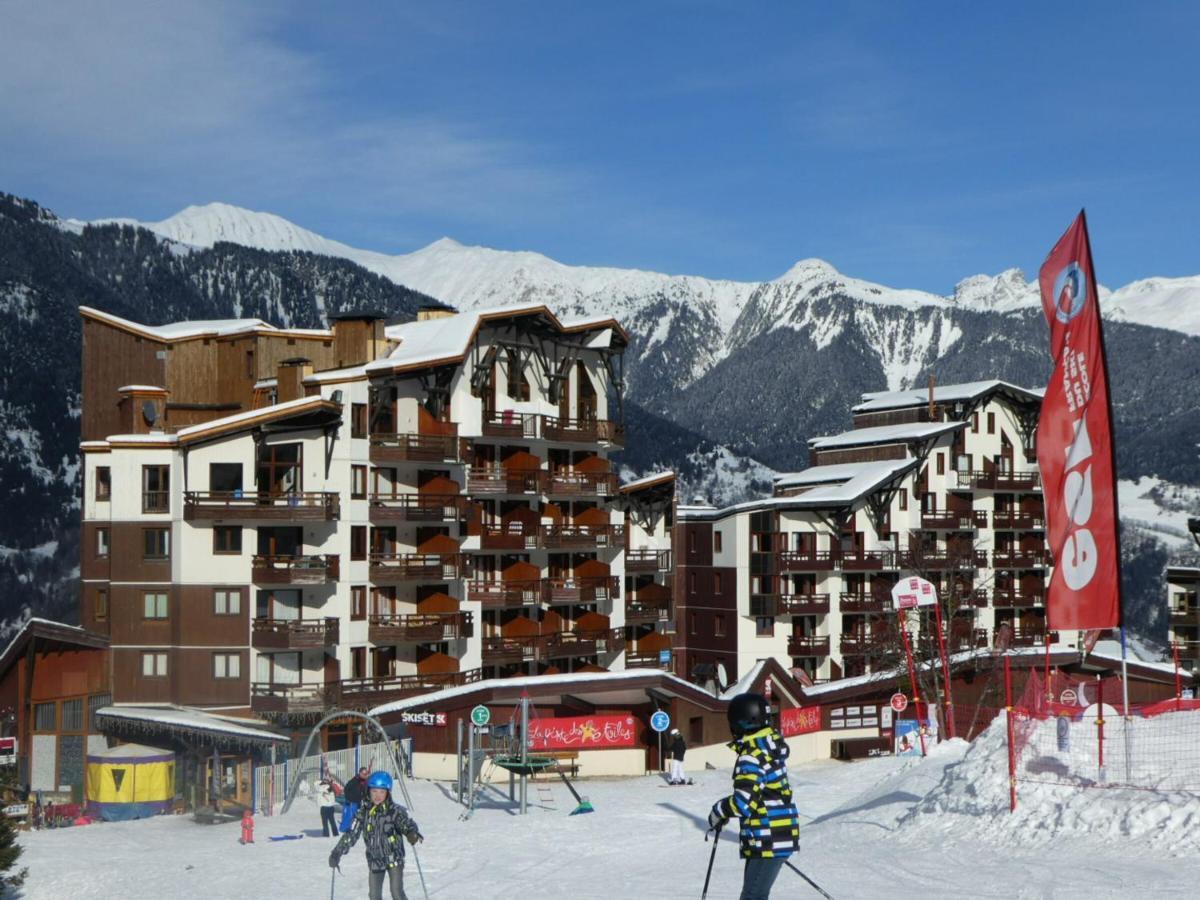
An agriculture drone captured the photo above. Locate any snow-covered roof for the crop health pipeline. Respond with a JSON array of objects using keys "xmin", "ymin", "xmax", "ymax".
[
  {"xmin": 809, "ymin": 421, "xmax": 964, "ymax": 450},
  {"xmin": 1087, "ymin": 641, "xmax": 1176, "ymax": 674},
  {"xmin": 97, "ymin": 395, "xmax": 338, "ymax": 446},
  {"xmin": 0, "ymin": 617, "xmax": 105, "ymax": 672},
  {"xmin": 721, "ymin": 660, "xmax": 767, "ymax": 699},
  {"xmin": 619, "ymin": 470, "xmax": 676, "ymax": 493},
  {"xmin": 95, "ymin": 705, "xmax": 288, "ymax": 743},
  {"xmin": 370, "ymin": 668, "xmax": 718, "ymax": 716},
  {"xmin": 774, "ymin": 459, "xmax": 916, "ymax": 491},
  {"xmin": 80, "ymin": 305, "xmax": 329, "ymax": 341},
  {"xmin": 116, "ymin": 384, "xmax": 168, "ymax": 394},
  {"xmin": 853, "ymin": 380, "xmax": 1044, "ymax": 413}
]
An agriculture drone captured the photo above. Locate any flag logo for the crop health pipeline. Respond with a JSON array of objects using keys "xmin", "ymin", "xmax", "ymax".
[{"xmin": 1053, "ymin": 263, "xmax": 1087, "ymax": 324}]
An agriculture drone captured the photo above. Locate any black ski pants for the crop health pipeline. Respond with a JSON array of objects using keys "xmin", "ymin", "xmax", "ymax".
[
  {"xmin": 368, "ymin": 865, "xmax": 407, "ymax": 900},
  {"xmin": 320, "ymin": 805, "xmax": 338, "ymax": 836}
]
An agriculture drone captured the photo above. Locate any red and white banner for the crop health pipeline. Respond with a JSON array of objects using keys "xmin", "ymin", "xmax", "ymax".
[
  {"xmin": 779, "ymin": 706, "xmax": 822, "ymax": 737},
  {"xmin": 1036, "ymin": 212, "xmax": 1120, "ymax": 630},
  {"xmin": 526, "ymin": 715, "xmax": 637, "ymax": 751}
]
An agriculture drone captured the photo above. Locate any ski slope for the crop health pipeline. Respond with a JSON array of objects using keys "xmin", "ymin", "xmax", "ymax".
[{"xmin": 17, "ymin": 727, "xmax": 1200, "ymax": 899}]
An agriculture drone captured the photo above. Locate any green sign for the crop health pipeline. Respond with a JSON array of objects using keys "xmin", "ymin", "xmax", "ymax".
[{"xmin": 471, "ymin": 705, "xmax": 491, "ymax": 727}]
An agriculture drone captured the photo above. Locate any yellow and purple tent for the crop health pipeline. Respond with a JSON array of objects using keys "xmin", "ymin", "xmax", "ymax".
[{"xmin": 85, "ymin": 743, "xmax": 175, "ymax": 821}]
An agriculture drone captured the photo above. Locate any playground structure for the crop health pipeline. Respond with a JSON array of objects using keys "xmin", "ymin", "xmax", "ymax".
[{"xmin": 458, "ymin": 694, "xmax": 593, "ymax": 817}]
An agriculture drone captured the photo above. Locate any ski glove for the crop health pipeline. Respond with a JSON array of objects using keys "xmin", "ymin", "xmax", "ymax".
[
  {"xmin": 406, "ymin": 831, "xmax": 423, "ymax": 846},
  {"xmin": 328, "ymin": 849, "xmax": 342, "ymax": 869},
  {"xmin": 707, "ymin": 809, "xmax": 727, "ymax": 830}
]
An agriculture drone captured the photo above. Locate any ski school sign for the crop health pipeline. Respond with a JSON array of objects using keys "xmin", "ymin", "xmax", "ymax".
[
  {"xmin": 526, "ymin": 715, "xmax": 637, "ymax": 750},
  {"xmin": 779, "ymin": 705, "xmax": 821, "ymax": 737}
]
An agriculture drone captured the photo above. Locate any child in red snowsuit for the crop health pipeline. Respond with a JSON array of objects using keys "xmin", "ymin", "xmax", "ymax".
[{"xmin": 240, "ymin": 809, "xmax": 255, "ymax": 844}]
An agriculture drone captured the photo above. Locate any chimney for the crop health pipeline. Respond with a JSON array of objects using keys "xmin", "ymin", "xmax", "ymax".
[
  {"xmin": 927, "ymin": 374, "xmax": 936, "ymax": 420},
  {"xmin": 416, "ymin": 302, "xmax": 458, "ymax": 322},
  {"xmin": 116, "ymin": 385, "xmax": 170, "ymax": 435},
  {"xmin": 277, "ymin": 358, "xmax": 313, "ymax": 403},
  {"xmin": 329, "ymin": 310, "xmax": 389, "ymax": 367}
]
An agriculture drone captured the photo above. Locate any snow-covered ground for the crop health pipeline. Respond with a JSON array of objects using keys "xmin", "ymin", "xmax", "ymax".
[{"xmin": 19, "ymin": 719, "xmax": 1200, "ymax": 899}]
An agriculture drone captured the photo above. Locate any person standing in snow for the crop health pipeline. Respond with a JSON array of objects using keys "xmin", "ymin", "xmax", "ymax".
[
  {"xmin": 329, "ymin": 771, "xmax": 423, "ymax": 900},
  {"xmin": 317, "ymin": 778, "xmax": 339, "ymax": 837},
  {"xmin": 668, "ymin": 728, "xmax": 688, "ymax": 784},
  {"xmin": 707, "ymin": 692, "xmax": 800, "ymax": 900},
  {"xmin": 340, "ymin": 766, "xmax": 369, "ymax": 833}
]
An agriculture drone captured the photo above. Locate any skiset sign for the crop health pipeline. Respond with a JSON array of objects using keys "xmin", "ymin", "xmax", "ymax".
[
  {"xmin": 891, "ymin": 576, "xmax": 937, "ymax": 611},
  {"xmin": 1036, "ymin": 212, "xmax": 1120, "ymax": 630},
  {"xmin": 526, "ymin": 715, "xmax": 636, "ymax": 750}
]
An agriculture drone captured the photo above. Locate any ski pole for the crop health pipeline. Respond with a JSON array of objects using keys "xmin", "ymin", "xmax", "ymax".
[
  {"xmin": 784, "ymin": 859, "xmax": 834, "ymax": 899},
  {"xmin": 329, "ymin": 867, "xmax": 336, "ymax": 900},
  {"xmin": 410, "ymin": 844, "xmax": 430, "ymax": 900},
  {"xmin": 701, "ymin": 825, "xmax": 721, "ymax": 899}
]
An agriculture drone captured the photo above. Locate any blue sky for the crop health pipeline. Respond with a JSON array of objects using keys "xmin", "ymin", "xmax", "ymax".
[{"xmin": 3, "ymin": 1, "xmax": 1198, "ymax": 291}]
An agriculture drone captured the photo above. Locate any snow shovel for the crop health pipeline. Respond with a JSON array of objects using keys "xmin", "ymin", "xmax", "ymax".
[{"xmin": 556, "ymin": 769, "xmax": 594, "ymax": 815}]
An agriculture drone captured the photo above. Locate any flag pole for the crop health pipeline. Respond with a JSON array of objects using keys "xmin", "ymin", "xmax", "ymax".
[{"xmin": 1079, "ymin": 209, "xmax": 1129, "ymax": 718}]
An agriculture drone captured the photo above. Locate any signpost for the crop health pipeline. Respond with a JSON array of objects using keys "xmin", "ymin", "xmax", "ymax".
[
  {"xmin": 891, "ymin": 575, "xmax": 955, "ymax": 741},
  {"xmin": 470, "ymin": 705, "xmax": 491, "ymax": 728},
  {"xmin": 650, "ymin": 710, "xmax": 671, "ymax": 775}
]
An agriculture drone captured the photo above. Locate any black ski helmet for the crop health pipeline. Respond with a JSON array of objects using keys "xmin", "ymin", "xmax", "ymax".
[{"xmin": 727, "ymin": 692, "xmax": 772, "ymax": 737}]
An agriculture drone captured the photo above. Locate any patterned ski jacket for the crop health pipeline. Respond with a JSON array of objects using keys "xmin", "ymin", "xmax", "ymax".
[
  {"xmin": 710, "ymin": 727, "xmax": 800, "ymax": 859},
  {"xmin": 333, "ymin": 797, "xmax": 420, "ymax": 872}
]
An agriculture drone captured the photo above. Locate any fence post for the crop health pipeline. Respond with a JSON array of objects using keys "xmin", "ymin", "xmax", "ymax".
[
  {"xmin": 1004, "ymin": 654, "xmax": 1016, "ymax": 813},
  {"xmin": 1096, "ymin": 675, "xmax": 1105, "ymax": 782},
  {"xmin": 1174, "ymin": 642, "xmax": 1183, "ymax": 710}
]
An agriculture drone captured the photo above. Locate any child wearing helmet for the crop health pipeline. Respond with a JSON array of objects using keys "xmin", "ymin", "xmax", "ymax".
[
  {"xmin": 707, "ymin": 692, "xmax": 800, "ymax": 900},
  {"xmin": 329, "ymin": 771, "xmax": 423, "ymax": 900}
]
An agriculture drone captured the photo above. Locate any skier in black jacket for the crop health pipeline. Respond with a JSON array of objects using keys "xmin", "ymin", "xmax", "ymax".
[
  {"xmin": 330, "ymin": 771, "xmax": 423, "ymax": 900},
  {"xmin": 340, "ymin": 766, "xmax": 370, "ymax": 833},
  {"xmin": 667, "ymin": 728, "xmax": 688, "ymax": 784}
]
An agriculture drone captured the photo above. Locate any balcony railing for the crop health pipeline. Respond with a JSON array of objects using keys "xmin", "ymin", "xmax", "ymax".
[
  {"xmin": 839, "ymin": 593, "xmax": 889, "ymax": 613},
  {"xmin": 625, "ymin": 548, "xmax": 672, "ymax": 573},
  {"xmin": 482, "ymin": 411, "xmax": 539, "ymax": 439},
  {"xmin": 369, "ymin": 553, "xmax": 466, "ymax": 583},
  {"xmin": 368, "ymin": 612, "xmax": 473, "ymax": 644},
  {"xmin": 336, "ymin": 668, "xmax": 484, "ymax": 709},
  {"xmin": 1004, "ymin": 628, "xmax": 1057, "ymax": 647},
  {"xmin": 369, "ymin": 493, "xmax": 465, "ymax": 522},
  {"xmin": 991, "ymin": 511, "xmax": 1046, "ymax": 530},
  {"xmin": 750, "ymin": 594, "xmax": 831, "ymax": 617},
  {"xmin": 596, "ymin": 420, "xmax": 626, "ymax": 446},
  {"xmin": 546, "ymin": 469, "xmax": 619, "ymax": 497},
  {"xmin": 625, "ymin": 649, "xmax": 671, "ymax": 668},
  {"xmin": 541, "ymin": 415, "xmax": 598, "ymax": 443},
  {"xmin": 480, "ymin": 524, "xmax": 543, "ymax": 551},
  {"xmin": 779, "ymin": 550, "xmax": 837, "ymax": 572},
  {"xmin": 368, "ymin": 432, "xmax": 469, "ymax": 464},
  {"xmin": 949, "ymin": 628, "xmax": 989, "ymax": 651},
  {"xmin": 480, "ymin": 627, "xmax": 625, "ymax": 664},
  {"xmin": 543, "ymin": 576, "xmax": 619, "ymax": 605},
  {"xmin": 991, "ymin": 550, "xmax": 1050, "ymax": 569},
  {"xmin": 900, "ymin": 550, "xmax": 988, "ymax": 570},
  {"xmin": 541, "ymin": 524, "xmax": 624, "ymax": 550},
  {"xmin": 184, "ymin": 491, "xmax": 340, "ymax": 521},
  {"xmin": 466, "ymin": 580, "xmax": 542, "ymax": 609},
  {"xmin": 838, "ymin": 549, "xmax": 897, "ymax": 571},
  {"xmin": 142, "ymin": 490, "xmax": 170, "ymax": 513},
  {"xmin": 466, "ymin": 467, "xmax": 547, "ymax": 495},
  {"xmin": 625, "ymin": 600, "xmax": 670, "ymax": 625},
  {"xmin": 955, "ymin": 469, "xmax": 1041, "ymax": 491},
  {"xmin": 787, "ymin": 635, "xmax": 831, "ymax": 657},
  {"xmin": 252, "ymin": 617, "xmax": 339, "ymax": 650},
  {"xmin": 920, "ymin": 510, "xmax": 988, "ymax": 530},
  {"xmin": 250, "ymin": 682, "xmax": 333, "ymax": 716},
  {"xmin": 252, "ymin": 554, "xmax": 340, "ymax": 585},
  {"xmin": 991, "ymin": 590, "xmax": 1045, "ymax": 608},
  {"xmin": 839, "ymin": 633, "xmax": 884, "ymax": 654}
]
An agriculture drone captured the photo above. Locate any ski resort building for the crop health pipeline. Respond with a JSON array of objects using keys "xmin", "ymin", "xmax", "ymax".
[
  {"xmin": 76, "ymin": 302, "xmax": 671, "ymax": 742},
  {"xmin": 1167, "ymin": 566, "xmax": 1200, "ymax": 672},
  {"xmin": 675, "ymin": 380, "xmax": 1051, "ymax": 686}
]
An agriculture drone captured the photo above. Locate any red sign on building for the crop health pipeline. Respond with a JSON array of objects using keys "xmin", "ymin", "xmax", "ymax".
[
  {"xmin": 779, "ymin": 706, "xmax": 821, "ymax": 737},
  {"xmin": 526, "ymin": 715, "xmax": 637, "ymax": 750}
]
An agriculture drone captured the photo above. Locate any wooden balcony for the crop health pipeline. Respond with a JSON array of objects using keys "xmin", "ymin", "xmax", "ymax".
[
  {"xmin": 541, "ymin": 415, "xmax": 599, "ymax": 443},
  {"xmin": 250, "ymin": 682, "xmax": 333, "ymax": 716},
  {"xmin": 482, "ymin": 634, "xmax": 537, "ymax": 664},
  {"xmin": 750, "ymin": 594, "xmax": 831, "ymax": 617},
  {"xmin": 991, "ymin": 511, "xmax": 1046, "ymax": 530},
  {"xmin": 368, "ymin": 432, "xmax": 469, "ymax": 464},
  {"xmin": 787, "ymin": 635, "xmax": 831, "ymax": 657},
  {"xmin": 839, "ymin": 549, "xmax": 897, "ymax": 572},
  {"xmin": 369, "ymin": 553, "xmax": 466, "ymax": 583},
  {"xmin": 1005, "ymin": 628, "xmax": 1057, "ymax": 648},
  {"xmin": 252, "ymin": 616, "xmax": 339, "ymax": 650},
  {"xmin": 625, "ymin": 548, "xmax": 672, "ymax": 573},
  {"xmin": 543, "ymin": 576, "xmax": 619, "ymax": 606},
  {"xmin": 482, "ymin": 411, "xmax": 539, "ymax": 439},
  {"xmin": 779, "ymin": 550, "xmax": 836, "ymax": 572},
  {"xmin": 1170, "ymin": 597, "xmax": 1200, "ymax": 625},
  {"xmin": 546, "ymin": 469, "xmax": 619, "ymax": 497},
  {"xmin": 184, "ymin": 491, "xmax": 340, "ymax": 521},
  {"xmin": 963, "ymin": 589, "xmax": 990, "ymax": 608},
  {"xmin": 900, "ymin": 550, "xmax": 987, "ymax": 570},
  {"xmin": 625, "ymin": 600, "xmax": 670, "ymax": 625},
  {"xmin": 466, "ymin": 467, "xmax": 546, "ymax": 495},
  {"xmin": 991, "ymin": 550, "xmax": 1049, "ymax": 569},
  {"xmin": 839, "ymin": 593, "xmax": 889, "ymax": 613},
  {"xmin": 480, "ymin": 524, "xmax": 543, "ymax": 551},
  {"xmin": 949, "ymin": 628, "xmax": 989, "ymax": 651},
  {"xmin": 466, "ymin": 580, "xmax": 542, "ymax": 609},
  {"xmin": 252, "ymin": 555, "xmax": 340, "ymax": 585},
  {"xmin": 839, "ymin": 633, "xmax": 882, "ymax": 654},
  {"xmin": 625, "ymin": 648, "xmax": 671, "ymax": 668},
  {"xmin": 480, "ymin": 628, "xmax": 625, "ymax": 664},
  {"xmin": 368, "ymin": 612, "xmax": 473, "ymax": 644},
  {"xmin": 335, "ymin": 668, "xmax": 484, "ymax": 709},
  {"xmin": 955, "ymin": 469, "xmax": 1041, "ymax": 492},
  {"xmin": 596, "ymin": 419, "xmax": 626, "ymax": 447},
  {"xmin": 920, "ymin": 510, "xmax": 988, "ymax": 530},
  {"xmin": 369, "ymin": 493, "xmax": 465, "ymax": 523},
  {"xmin": 541, "ymin": 524, "xmax": 624, "ymax": 550},
  {"xmin": 991, "ymin": 590, "xmax": 1044, "ymax": 609}
]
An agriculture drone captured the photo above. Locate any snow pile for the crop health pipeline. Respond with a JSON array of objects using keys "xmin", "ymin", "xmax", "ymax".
[{"xmin": 893, "ymin": 713, "xmax": 1200, "ymax": 852}]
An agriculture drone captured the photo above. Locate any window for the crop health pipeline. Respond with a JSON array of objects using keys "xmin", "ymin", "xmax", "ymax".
[
  {"xmin": 689, "ymin": 612, "xmax": 697, "ymax": 635},
  {"xmin": 95, "ymin": 466, "xmax": 111, "ymax": 500},
  {"xmin": 213, "ymin": 653, "xmax": 242, "ymax": 679},
  {"xmin": 96, "ymin": 526, "xmax": 110, "ymax": 558},
  {"xmin": 214, "ymin": 589, "xmax": 242, "ymax": 616},
  {"xmin": 714, "ymin": 531, "xmax": 723, "ymax": 553},
  {"xmin": 714, "ymin": 614, "xmax": 726, "ymax": 637},
  {"xmin": 141, "ymin": 652, "xmax": 168, "ymax": 677},
  {"xmin": 352, "ymin": 403, "xmax": 368, "ymax": 439},
  {"xmin": 34, "ymin": 702, "xmax": 55, "ymax": 732},
  {"xmin": 987, "ymin": 412, "xmax": 996, "ymax": 434},
  {"xmin": 351, "ymin": 465, "xmax": 367, "ymax": 499},
  {"xmin": 142, "ymin": 464, "xmax": 170, "ymax": 512},
  {"xmin": 689, "ymin": 716, "xmax": 703, "ymax": 744},
  {"xmin": 351, "ymin": 585, "xmax": 367, "ymax": 621},
  {"xmin": 209, "ymin": 463, "xmax": 243, "ymax": 493},
  {"xmin": 351, "ymin": 526, "xmax": 367, "ymax": 561},
  {"xmin": 936, "ymin": 453, "xmax": 945, "ymax": 475},
  {"xmin": 213, "ymin": 525, "xmax": 242, "ymax": 554},
  {"xmin": 351, "ymin": 647, "xmax": 367, "ymax": 679},
  {"xmin": 971, "ymin": 412, "xmax": 979, "ymax": 433},
  {"xmin": 143, "ymin": 592, "xmax": 168, "ymax": 619},
  {"xmin": 688, "ymin": 530, "xmax": 696, "ymax": 553},
  {"xmin": 898, "ymin": 491, "xmax": 908, "ymax": 511},
  {"xmin": 60, "ymin": 698, "xmax": 83, "ymax": 732},
  {"xmin": 143, "ymin": 527, "xmax": 170, "ymax": 559},
  {"xmin": 689, "ymin": 571, "xmax": 696, "ymax": 595},
  {"xmin": 756, "ymin": 616, "xmax": 774, "ymax": 637},
  {"xmin": 714, "ymin": 572, "xmax": 723, "ymax": 595},
  {"xmin": 95, "ymin": 589, "xmax": 108, "ymax": 621},
  {"xmin": 955, "ymin": 454, "xmax": 971, "ymax": 473}
]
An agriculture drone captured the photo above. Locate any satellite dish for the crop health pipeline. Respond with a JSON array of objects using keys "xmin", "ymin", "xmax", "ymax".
[{"xmin": 142, "ymin": 400, "xmax": 158, "ymax": 425}]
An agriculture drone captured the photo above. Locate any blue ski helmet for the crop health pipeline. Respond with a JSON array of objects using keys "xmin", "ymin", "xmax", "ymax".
[{"xmin": 367, "ymin": 771, "xmax": 393, "ymax": 791}]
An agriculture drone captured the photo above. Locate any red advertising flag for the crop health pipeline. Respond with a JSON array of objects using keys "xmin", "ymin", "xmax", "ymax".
[
  {"xmin": 1036, "ymin": 212, "xmax": 1121, "ymax": 630},
  {"xmin": 526, "ymin": 715, "xmax": 637, "ymax": 751}
]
